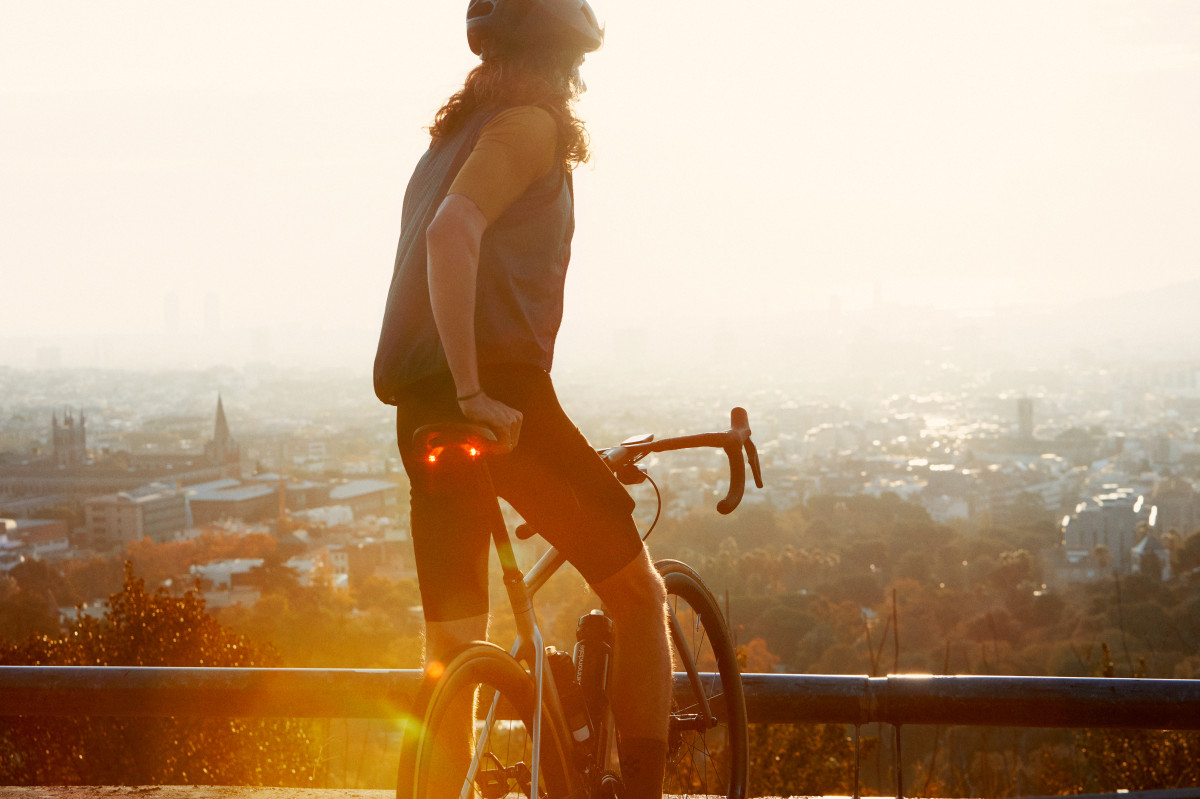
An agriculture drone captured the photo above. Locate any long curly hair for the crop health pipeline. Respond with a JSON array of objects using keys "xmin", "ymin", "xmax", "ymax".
[{"xmin": 430, "ymin": 44, "xmax": 592, "ymax": 170}]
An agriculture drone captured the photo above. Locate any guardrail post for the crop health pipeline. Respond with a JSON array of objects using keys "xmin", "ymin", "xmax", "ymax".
[{"xmin": 852, "ymin": 724, "xmax": 861, "ymax": 799}]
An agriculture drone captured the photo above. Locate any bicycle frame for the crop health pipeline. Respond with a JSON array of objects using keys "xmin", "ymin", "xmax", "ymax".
[{"xmin": 469, "ymin": 510, "xmax": 724, "ymax": 798}]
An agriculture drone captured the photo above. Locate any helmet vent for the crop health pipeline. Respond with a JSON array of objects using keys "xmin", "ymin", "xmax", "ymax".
[
  {"xmin": 467, "ymin": 1, "xmax": 495, "ymax": 20},
  {"xmin": 579, "ymin": 3, "xmax": 596, "ymax": 28}
]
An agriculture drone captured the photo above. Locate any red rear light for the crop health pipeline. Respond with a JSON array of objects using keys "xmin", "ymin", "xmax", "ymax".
[{"xmin": 422, "ymin": 431, "xmax": 494, "ymax": 465}]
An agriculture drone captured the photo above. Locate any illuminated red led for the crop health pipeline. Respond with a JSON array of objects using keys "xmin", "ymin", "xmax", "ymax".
[{"xmin": 423, "ymin": 442, "xmax": 485, "ymax": 464}]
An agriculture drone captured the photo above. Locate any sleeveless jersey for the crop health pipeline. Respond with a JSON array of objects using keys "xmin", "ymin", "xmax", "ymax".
[{"xmin": 373, "ymin": 107, "xmax": 574, "ymax": 404}]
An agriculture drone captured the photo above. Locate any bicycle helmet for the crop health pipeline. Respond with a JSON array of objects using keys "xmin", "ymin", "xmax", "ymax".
[{"xmin": 466, "ymin": 0, "xmax": 603, "ymax": 56}]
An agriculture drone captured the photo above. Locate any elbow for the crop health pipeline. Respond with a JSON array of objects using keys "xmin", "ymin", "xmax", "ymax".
[
  {"xmin": 425, "ymin": 213, "xmax": 457, "ymax": 256},
  {"xmin": 426, "ymin": 195, "xmax": 486, "ymax": 258}
]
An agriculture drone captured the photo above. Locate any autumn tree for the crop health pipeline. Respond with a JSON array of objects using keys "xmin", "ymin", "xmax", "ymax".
[
  {"xmin": 1065, "ymin": 643, "xmax": 1200, "ymax": 792},
  {"xmin": 0, "ymin": 564, "xmax": 322, "ymax": 786},
  {"xmin": 1174, "ymin": 530, "xmax": 1200, "ymax": 573}
]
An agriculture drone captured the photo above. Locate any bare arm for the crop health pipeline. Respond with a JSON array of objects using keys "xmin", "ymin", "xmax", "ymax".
[{"xmin": 425, "ymin": 193, "xmax": 523, "ymax": 449}]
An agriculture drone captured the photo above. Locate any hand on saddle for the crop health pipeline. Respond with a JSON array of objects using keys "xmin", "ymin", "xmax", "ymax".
[{"xmin": 458, "ymin": 391, "xmax": 523, "ymax": 454}]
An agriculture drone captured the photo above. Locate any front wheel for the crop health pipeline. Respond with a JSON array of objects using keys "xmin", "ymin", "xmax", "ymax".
[
  {"xmin": 656, "ymin": 559, "xmax": 750, "ymax": 799},
  {"xmin": 397, "ymin": 642, "xmax": 574, "ymax": 799}
]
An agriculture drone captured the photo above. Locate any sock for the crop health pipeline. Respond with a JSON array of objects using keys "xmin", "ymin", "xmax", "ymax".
[{"xmin": 617, "ymin": 736, "xmax": 667, "ymax": 799}]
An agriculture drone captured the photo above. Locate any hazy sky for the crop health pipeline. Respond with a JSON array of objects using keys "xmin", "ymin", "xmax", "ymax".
[{"xmin": 2, "ymin": 1, "xmax": 1198, "ymax": 370}]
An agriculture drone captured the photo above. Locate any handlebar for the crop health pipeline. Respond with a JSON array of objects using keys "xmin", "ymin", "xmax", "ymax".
[
  {"xmin": 601, "ymin": 407, "xmax": 764, "ymax": 515},
  {"xmin": 414, "ymin": 407, "xmax": 765, "ymax": 516}
]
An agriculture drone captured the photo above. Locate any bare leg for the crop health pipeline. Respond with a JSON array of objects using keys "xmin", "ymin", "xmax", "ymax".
[
  {"xmin": 422, "ymin": 613, "xmax": 488, "ymax": 798},
  {"xmin": 592, "ymin": 548, "xmax": 670, "ymax": 799},
  {"xmin": 425, "ymin": 613, "xmax": 489, "ymax": 667}
]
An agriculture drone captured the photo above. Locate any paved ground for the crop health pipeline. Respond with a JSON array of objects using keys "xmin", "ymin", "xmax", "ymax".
[
  {"xmin": 6, "ymin": 787, "xmax": 1200, "ymax": 799},
  {"xmin": 0, "ymin": 787, "xmax": 811, "ymax": 791}
]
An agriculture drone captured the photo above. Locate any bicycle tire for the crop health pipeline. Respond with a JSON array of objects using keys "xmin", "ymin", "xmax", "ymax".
[
  {"xmin": 656, "ymin": 559, "xmax": 750, "ymax": 799},
  {"xmin": 396, "ymin": 642, "xmax": 575, "ymax": 799}
]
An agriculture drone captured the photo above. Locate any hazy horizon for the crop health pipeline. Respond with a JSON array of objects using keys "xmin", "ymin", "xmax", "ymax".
[
  {"xmin": 6, "ymin": 274, "xmax": 1200, "ymax": 379},
  {"xmin": 4, "ymin": 1, "xmax": 1199, "ymax": 375}
]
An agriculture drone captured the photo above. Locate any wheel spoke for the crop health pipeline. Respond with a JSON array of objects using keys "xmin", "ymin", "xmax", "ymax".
[
  {"xmin": 658, "ymin": 559, "xmax": 749, "ymax": 799},
  {"xmin": 398, "ymin": 644, "xmax": 572, "ymax": 799}
]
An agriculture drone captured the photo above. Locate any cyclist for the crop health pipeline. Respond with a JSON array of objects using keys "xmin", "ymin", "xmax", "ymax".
[{"xmin": 373, "ymin": 1, "xmax": 670, "ymax": 795}]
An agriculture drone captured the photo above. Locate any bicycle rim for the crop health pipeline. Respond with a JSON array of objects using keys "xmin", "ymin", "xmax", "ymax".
[
  {"xmin": 656, "ymin": 559, "xmax": 750, "ymax": 799},
  {"xmin": 398, "ymin": 643, "xmax": 574, "ymax": 799}
]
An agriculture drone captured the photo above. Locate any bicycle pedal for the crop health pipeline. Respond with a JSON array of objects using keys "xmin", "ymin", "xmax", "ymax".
[
  {"xmin": 475, "ymin": 771, "xmax": 509, "ymax": 799},
  {"xmin": 598, "ymin": 771, "xmax": 622, "ymax": 799}
]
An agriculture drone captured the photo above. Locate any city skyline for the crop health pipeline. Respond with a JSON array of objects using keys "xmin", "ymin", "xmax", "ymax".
[{"xmin": 3, "ymin": 273, "xmax": 1200, "ymax": 375}]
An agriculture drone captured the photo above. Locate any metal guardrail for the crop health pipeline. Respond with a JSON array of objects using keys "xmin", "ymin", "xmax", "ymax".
[
  {"xmin": 3, "ymin": 666, "xmax": 1200, "ymax": 730},
  {"xmin": 4, "ymin": 667, "xmax": 1199, "ymax": 799},
  {"xmin": 740, "ymin": 673, "xmax": 1200, "ymax": 728}
]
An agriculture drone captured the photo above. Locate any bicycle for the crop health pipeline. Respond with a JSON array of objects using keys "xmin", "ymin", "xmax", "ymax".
[{"xmin": 396, "ymin": 407, "xmax": 763, "ymax": 799}]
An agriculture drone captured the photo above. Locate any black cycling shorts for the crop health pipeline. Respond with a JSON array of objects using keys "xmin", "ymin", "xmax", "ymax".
[{"xmin": 395, "ymin": 364, "xmax": 643, "ymax": 622}]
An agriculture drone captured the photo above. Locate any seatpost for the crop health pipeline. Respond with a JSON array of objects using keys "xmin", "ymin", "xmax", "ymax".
[{"xmin": 476, "ymin": 466, "xmax": 540, "ymax": 657}]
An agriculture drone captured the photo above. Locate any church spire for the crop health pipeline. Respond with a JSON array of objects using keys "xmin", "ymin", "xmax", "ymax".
[
  {"xmin": 205, "ymin": 394, "xmax": 240, "ymax": 475},
  {"xmin": 214, "ymin": 394, "xmax": 230, "ymax": 445}
]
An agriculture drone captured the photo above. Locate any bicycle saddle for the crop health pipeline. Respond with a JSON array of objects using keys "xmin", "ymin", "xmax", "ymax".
[{"xmin": 413, "ymin": 423, "xmax": 504, "ymax": 461}]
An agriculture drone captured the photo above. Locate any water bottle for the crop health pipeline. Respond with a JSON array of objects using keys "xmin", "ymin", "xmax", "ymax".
[
  {"xmin": 547, "ymin": 647, "xmax": 593, "ymax": 750},
  {"xmin": 574, "ymin": 609, "xmax": 614, "ymax": 723}
]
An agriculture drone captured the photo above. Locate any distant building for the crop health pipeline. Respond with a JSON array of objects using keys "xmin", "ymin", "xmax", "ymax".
[
  {"xmin": 974, "ymin": 455, "xmax": 1079, "ymax": 520},
  {"xmin": 1061, "ymin": 488, "xmax": 1153, "ymax": 577},
  {"xmin": 84, "ymin": 483, "xmax": 190, "ymax": 552},
  {"xmin": 1017, "ymin": 398, "xmax": 1034, "ymax": 441},
  {"xmin": 1151, "ymin": 434, "xmax": 1183, "ymax": 466},
  {"xmin": 189, "ymin": 555, "xmax": 324, "ymax": 606},
  {"xmin": 0, "ymin": 528, "xmax": 22, "ymax": 572},
  {"xmin": 189, "ymin": 557, "xmax": 265, "ymax": 608},
  {"xmin": 14, "ymin": 518, "xmax": 71, "ymax": 561},
  {"xmin": 1131, "ymin": 534, "xmax": 1170, "ymax": 581},
  {"xmin": 295, "ymin": 505, "xmax": 354, "ymax": 527},
  {"xmin": 190, "ymin": 557, "xmax": 264, "ymax": 590},
  {"xmin": 187, "ymin": 479, "xmax": 277, "ymax": 525},
  {"xmin": 0, "ymin": 396, "xmax": 245, "ymax": 515},
  {"xmin": 0, "ymin": 518, "xmax": 72, "ymax": 569},
  {"xmin": 1150, "ymin": 477, "xmax": 1199, "ymax": 534},
  {"xmin": 249, "ymin": 474, "xmax": 332, "ymax": 512},
  {"xmin": 347, "ymin": 538, "xmax": 413, "ymax": 582},
  {"xmin": 318, "ymin": 545, "xmax": 350, "ymax": 591},
  {"xmin": 923, "ymin": 494, "xmax": 970, "ymax": 523},
  {"xmin": 328, "ymin": 479, "xmax": 401, "ymax": 520},
  {"xmin": 52, "ymin": 410, "xmax": 87, "ymax": 468}
]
